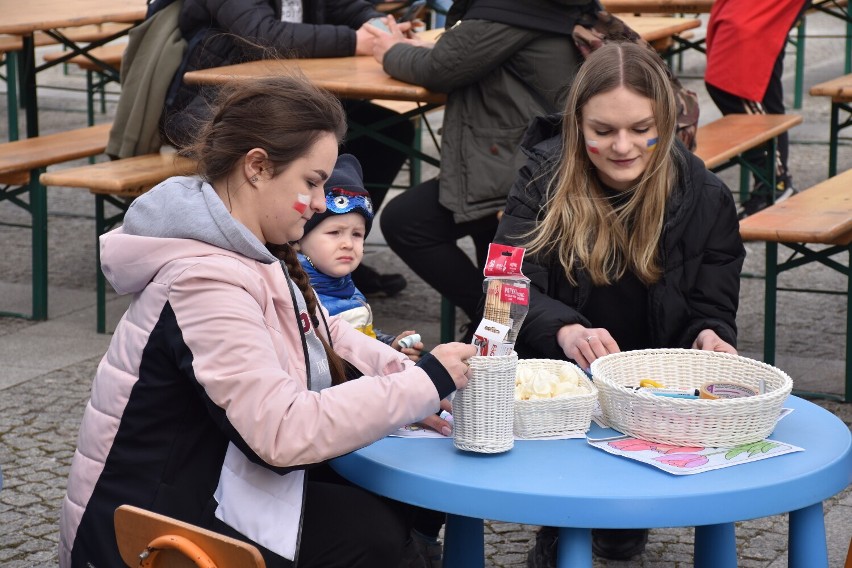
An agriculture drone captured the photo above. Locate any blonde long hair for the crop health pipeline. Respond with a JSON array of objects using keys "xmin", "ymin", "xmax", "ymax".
[{"xmin": 524, "ymin": 42, "xmax": 679, "ymax": 286}]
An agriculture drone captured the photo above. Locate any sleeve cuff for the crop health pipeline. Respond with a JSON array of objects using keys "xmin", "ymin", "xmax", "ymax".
[{"xmin": 415, "ymin": 352, "xmax": 456, "ymax": 400}]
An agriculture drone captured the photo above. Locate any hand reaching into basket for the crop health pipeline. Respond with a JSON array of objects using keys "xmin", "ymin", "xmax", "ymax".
[
  {"xmin": 557, "ymin": 324, "xmax": 620, "ymax": 371},
  {"xmin": 691, "ymin": 329, "xmax": 737, "ymax": 354}
]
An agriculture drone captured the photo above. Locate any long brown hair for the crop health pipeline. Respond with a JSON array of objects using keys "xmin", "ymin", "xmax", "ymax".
[
  {"xmin": 523, "ymin": 42, "xmax": 678, "ymax": 287},
  {"xmin": 182, "ymin": 75, "xmax": 350, "ymax": 384}
]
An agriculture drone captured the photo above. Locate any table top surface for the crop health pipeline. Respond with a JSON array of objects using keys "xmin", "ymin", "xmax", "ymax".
[
  {"xmin": 183, "ymin": 17, "xmax": 698, "ymax": 101},
  {"xmin": 332, "ymin": 396, "xmax": 851, "ymax": 529},
  {"xmin": 810, "ymin": 72, "xmax": 852, "ymax": 101},
  {"xmin": 739, "ymin": 167, "xmax": 852, "ymax": 245},
  {"xmin": 604, "ymin": 0, "xmax": 714, "ymax": 13},
  {"xmin": 0, "ymin": 0, "xmax": 145, "ymax": 36}
]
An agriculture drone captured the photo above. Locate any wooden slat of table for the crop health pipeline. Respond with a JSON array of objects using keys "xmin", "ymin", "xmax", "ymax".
[
  {"xmin": 618, "ymin": 15, "xmax": 701, "ymax": 43},
  {"xmin": 40, "ymin": 153, "xmax": 197, "ymax": 195},
  {"xmin": 603, "ymin": 0, "xmax": 714, "ymax": 13},
  {"xmin": 693, "ymin": 114, "xmax": 803, "ymax": 170},
  {"xmin": 739, "ymin": 168, "xmax": 852, "ymax": 245},
  {"xmin": 184, "ymin": 57, "xmax": 447, "ymax": 104},
  {"xmin": 0, "ymin": 0, "xmax": 145, "ymax": 36},
  {"xmin": 0, "ymin": 23, "xmax": 133, "ymax": 53},
  {"xmin": 810, "ymin": 73, "xmax": 852, "ymax": 102},
  {"xmin": 183, "ymin": 17, "xmax": 697, "ymax": 102},
  {"xmin": 0, "ymin": 123, "xmax": 112, "ymax": 175}
]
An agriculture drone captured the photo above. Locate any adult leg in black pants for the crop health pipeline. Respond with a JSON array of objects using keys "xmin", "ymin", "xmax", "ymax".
[
  {"xmin": 381, "ymin": 178, "xmax": 499, "ymax": 337},
  {"xmin": 706, "ymin": 52, "xmax": 794, "ymax": 217},
  {"xmin": 342, "ymin": 100, "xmax": 416, "ymax": 296}
]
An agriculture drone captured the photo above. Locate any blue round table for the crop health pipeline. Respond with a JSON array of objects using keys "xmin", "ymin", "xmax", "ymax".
[{"xmin": 332, "ymin": 396, "xmax": 851, "ymax": 567}]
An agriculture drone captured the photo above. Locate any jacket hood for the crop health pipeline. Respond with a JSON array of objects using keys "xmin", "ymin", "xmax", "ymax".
[{"xmin": 101, "ymin": 176, "xmax": 278, "ymax": 295}]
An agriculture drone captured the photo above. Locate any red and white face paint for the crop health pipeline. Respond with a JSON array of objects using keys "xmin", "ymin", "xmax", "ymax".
[{"xmin": 293, "ymin": 193, "xmax": 311, "ymax": 215}]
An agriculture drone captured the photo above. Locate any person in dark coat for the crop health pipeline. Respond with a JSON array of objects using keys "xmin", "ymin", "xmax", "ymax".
[
  {"xmin": 367, "ymin": 0, "xmax": 591, "ymax": 338},
  {"xmin": 493, "ymin": 42, "xmax": 745, "ymax": 566},
  {"xmin": 163, "ymin": 0, "xmax": 414, "ymax": 295}
]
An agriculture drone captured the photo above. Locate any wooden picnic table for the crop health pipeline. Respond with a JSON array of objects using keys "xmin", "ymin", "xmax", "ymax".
[{"xmin": 0, "ymin": 0, "xmax": 144, "ymax": 138}]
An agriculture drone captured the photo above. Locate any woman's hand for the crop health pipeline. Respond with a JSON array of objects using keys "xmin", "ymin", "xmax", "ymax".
[
  {"xmin": 557, "ymin": 323, "xmax": 620, "ymax": 371},
  {"xmin": 415, "ymin": 399, "xmax": 453, "ymax": 437},
  {"xmin": 692, "ymin": 329, "xmax": 737, "ymax": 354},
  {"xmin": 392, "ymin": 330, "xmax": 424, "ymax": 362},
  {"xmin": 430, "ymin": 342, "xmax": 477, "ymax": 390}
]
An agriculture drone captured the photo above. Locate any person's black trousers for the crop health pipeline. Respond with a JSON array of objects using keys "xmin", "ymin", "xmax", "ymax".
[{"xmin": 381, "ymin": 178, "xmax": 499, "ymax": 326}]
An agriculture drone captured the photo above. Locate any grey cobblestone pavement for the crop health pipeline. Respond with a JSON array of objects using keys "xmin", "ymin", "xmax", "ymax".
[{"xmin": 1, "ymin": 11, "xmax": 851, "ymax": 567}]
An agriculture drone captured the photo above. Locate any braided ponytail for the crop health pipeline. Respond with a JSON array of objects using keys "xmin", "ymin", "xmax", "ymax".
[{"xmin": 271, "ymin": 243, "xmax": 348, "ymax": 385}]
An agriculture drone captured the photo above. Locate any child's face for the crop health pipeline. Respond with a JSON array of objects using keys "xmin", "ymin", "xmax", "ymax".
[{"xmin": 299, "ymin": 213, "xmax": 366, "ymax": 278}]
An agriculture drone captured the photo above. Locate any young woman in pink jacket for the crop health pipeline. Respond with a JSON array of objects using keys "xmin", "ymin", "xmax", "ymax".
[{"xmin": 59, "ymin": 75, "xmax": 475, "ymax": 568}]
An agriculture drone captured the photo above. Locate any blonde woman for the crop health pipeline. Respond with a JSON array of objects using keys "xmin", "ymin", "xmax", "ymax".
[{"xmin": 494, "ymin": 42, "xmax": 745, "ymax": 564}]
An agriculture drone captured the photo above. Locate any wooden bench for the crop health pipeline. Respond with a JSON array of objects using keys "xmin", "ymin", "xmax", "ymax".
[
  {"xmin": 739, "ymin": 168, "xmax": 852, "ymax": 403},
  {"xmin": 0, "ymin": 122, "xmax": 112, "ymax": 320},
  {"xmin": 694, "ymin": 113, "xmax": 803, "ymax": 202},
  {"xmin": 40, "ymin": 153, "xmax": 198, "ymax": 333},
  {"xmin": 810, "ymin": 73, "xmax": 852, "ymax": 178},
  {"xmin": 0, "ymin": 23, "xmax": 132, "ymax": 140}
]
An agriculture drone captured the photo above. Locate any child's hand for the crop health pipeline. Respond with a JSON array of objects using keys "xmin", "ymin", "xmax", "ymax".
[
  {"xmin": 393, "ymin": 330, "xmax": 423, "ymax": 362},
  {"xmin": 415, "ymin": 399, "xmax": 454, "ymax": 437}
]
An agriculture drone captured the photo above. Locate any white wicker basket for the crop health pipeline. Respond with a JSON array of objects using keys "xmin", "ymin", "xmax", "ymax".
[
  {"xmin": 453, "ymin": 352, "xmax": 518, "ymax": 453},
  {"xmin": 514, "ymin": 359, "xmax": 598, "ymax": 438},
  {"xmin": 590, "ymin": 349, "xmax": 793, "ymax": 447}
]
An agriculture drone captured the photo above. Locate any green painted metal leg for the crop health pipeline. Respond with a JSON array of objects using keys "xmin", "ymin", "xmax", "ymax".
[
  {"xmin": 846, "ymin": 246, "xmax": 852, "ymax": 402},
  {"xmin": 829, "ymin": 103, "xmax": 839, "ymax": 178},
  {"xmin": 30, "ymin": 172, "xmax": 48, "ymax": 320},
  {"xmin": 846, "ymin": 10, "xmax": 852, "ymax": 75},
  {"xmin": 86, "ymin": 70, "xmax": 95, "ymax": 127},
  {"xmin": 739, "ymin": 162, "xmax": 750, "ymax": 204},
  {"xmin": 6, "ymin": 52, "xmax": 19, "ymax": 141},
  {"xmin": 763, "ymin": 241, "xmax": 778, "ymax": 366},
  {"xmin": 793, "ymin": 18, "xmax": 805, "ymax": 110},
  {"xmin": 441, "ymin": 297, "xmax": 456, "ymax": 344}
]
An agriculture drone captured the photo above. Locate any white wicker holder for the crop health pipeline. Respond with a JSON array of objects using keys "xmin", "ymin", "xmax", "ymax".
[
  {"xmin": 590, "ymin": 349, "xmax": 793, "ymax": 447},
  {"xmin": 514, "ymin": 359, "xmax": 598, "ymax": 438},
  {"xmin": 453, "ymin": 352, "xmax": 518, "ymax": 453}
]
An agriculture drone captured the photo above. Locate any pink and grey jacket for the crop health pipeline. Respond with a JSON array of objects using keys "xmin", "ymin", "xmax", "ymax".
[{"xmin": 59, "ymin": 176, "xmax": 455, "ymax": 567}]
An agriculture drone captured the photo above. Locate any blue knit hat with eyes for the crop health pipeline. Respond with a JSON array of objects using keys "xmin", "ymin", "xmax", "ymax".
[{"xmin": 302, "ymin": 154, "xmax": 374, "ymax": 237}]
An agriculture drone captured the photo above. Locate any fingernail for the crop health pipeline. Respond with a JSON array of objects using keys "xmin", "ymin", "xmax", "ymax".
[{"xmin": 441, "ymin": 426, "xmax": 452, "ymax": 437}]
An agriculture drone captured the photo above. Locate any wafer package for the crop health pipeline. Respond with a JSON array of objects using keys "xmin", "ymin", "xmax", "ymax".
[{"xmin": 472, "ymin": 244, "xmax": 531, "ymax": 355}]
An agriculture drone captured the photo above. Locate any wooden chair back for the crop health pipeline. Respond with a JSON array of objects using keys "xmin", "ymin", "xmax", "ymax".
[{"xmin": 114, "ymin": 505, "xmax": 266, "ymax": 568}]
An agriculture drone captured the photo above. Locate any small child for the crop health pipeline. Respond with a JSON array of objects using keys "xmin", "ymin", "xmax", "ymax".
[{"xmin": 297, "ymin": 153, "xmax": 425, "ymax": 360}]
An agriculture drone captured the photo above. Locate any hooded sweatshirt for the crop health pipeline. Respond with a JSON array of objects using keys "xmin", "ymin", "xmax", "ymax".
[{"xmin": 58, "ymin": 176, "xmax": 455, "ymax": 568}]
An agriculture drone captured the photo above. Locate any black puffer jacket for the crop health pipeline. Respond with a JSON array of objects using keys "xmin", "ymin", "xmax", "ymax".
[
  {"xmin": 494, "ymin": 115, "xmax": 745, "ymax": 359},
  {"xmin": 164, "ymin": 0, "xmax": 381, "ymax": 143}
]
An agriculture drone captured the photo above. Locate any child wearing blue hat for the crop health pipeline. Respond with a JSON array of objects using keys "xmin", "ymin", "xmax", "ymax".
[{"xmin": 297, "ymin": 153, "xmax": 424, "ymax": 360}]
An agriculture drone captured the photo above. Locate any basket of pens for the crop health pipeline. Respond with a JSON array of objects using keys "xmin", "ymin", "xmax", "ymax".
[
  {"xmin": 514, "ymin": 359, "xmax": 598, "ymax": 438},
  {"xmin": 590, "ymin": 349, "xmax": 793, "ymax": 447}
]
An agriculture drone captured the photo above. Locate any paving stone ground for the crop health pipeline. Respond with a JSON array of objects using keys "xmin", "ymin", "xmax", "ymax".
[{"xmin": 1, "ymin": 11, "xmax": 851, "ymax": 567}]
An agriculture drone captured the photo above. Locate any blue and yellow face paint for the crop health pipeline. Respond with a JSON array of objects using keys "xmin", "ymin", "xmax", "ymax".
[{"xmin": 646, "ymin": 137, "xmax": 658, "ymax": 151}]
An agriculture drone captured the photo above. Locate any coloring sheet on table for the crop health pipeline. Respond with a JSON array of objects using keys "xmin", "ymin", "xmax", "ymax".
[{"xmin": 587, "ymin": 431, "xmax": 803, "ymax": 475}]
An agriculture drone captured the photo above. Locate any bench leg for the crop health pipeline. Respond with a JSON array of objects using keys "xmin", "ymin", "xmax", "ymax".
[
  {"xmin": 792, "ymin": 18, "xmax": 806, "ymax": 110},
  {"xmin": 5, "ymin": 52, "xmax": 19, "ymax": 141},
  {"xmin": 829, "ymin": 102, "xmax": 839, "ymax": 178},
  {"xmin": 30, "ymin": 172, "xmax": 48, "ymax": 320},
  {"xmin": 846, "ymin": 246, "xmax": 852, "ymax": 402},
  {"xmin": 763, "ymin": 241, "xmax": 779, "ymax": 366}
]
